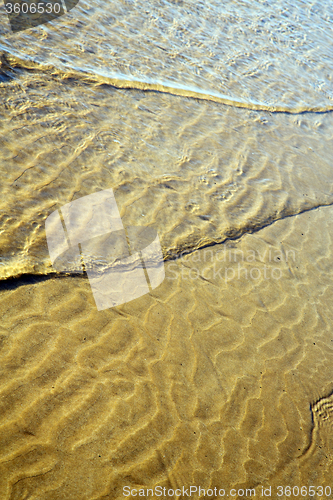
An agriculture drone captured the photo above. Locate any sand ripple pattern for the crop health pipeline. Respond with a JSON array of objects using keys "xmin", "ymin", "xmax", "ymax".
[
  {"xmin": 1, "ymin": 62, "xmax": 333, "ymax": 279},
  {"xmin": 0, "ymin": 206, "xmax": 333, "ymax": 498}
]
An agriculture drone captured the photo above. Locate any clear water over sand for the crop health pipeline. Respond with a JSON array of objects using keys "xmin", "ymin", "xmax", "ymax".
[{"xmin": 0, "ymin": 0, "xmax": 333, "ymax": 498}]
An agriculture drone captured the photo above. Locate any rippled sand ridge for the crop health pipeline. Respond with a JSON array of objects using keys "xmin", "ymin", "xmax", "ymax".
[
  {"xmin": 0, "ymin": 58, "xmax": 333, "ymax": 278},
  {"xmin": 1, "ymin": 0, "xmax": 333, "ymax": 498},
  {"xmin": 1, "ymin": 208, "xmax": 333, "ymax": 498}
]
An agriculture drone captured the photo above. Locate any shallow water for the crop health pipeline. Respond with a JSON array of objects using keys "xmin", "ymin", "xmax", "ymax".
[
  {"xmin": 1, "ymin": 0, "xmax": 333, "ymax": 498},
  {"xmin": 1, "ymin": 0, "xmax": 333, "ymax": 111}
]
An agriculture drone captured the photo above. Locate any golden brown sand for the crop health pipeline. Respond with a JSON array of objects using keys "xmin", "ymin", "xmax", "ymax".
[
  {"xmin": 1, "ymin": 59, "xmax": 333, "ymax": 279},
  {"xmin": 1, "ymin": 37, "xmax": 333, "ymax": 498},
  {"xmin": 1, "ymin": 205, "xmax": 333, "ymax": 499}
]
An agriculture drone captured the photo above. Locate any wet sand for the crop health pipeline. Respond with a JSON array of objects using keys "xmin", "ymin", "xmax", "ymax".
[
  {"xmin": 1, "ymin": 1, "xmax": 333, "ymax": 496},
  {"xmin": 1, "ymin": 205, "xmax": 333, "ymax": 498},
  {"xmin": 1, "ymin": 61, "xmax": 333, "ymax": 279}
]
